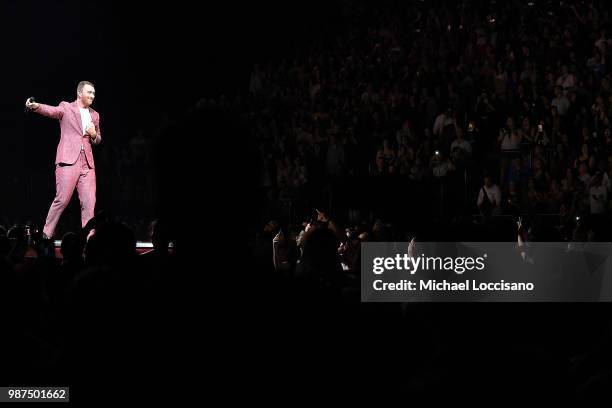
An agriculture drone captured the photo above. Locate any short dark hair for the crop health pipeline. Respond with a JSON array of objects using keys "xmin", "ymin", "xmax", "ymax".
[{"xmin": 77, "ymin": 81, "xmax": 94, "ymax": 93}]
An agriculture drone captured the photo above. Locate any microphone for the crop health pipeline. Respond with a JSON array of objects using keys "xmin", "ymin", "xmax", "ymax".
[{"xmin": 25, "ymin": 96, "xmax": 36, "ymax": 114}]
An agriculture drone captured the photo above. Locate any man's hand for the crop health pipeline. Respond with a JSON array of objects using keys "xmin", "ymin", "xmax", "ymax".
[
  {"xmin": 85, "ymin": 122, "xmax": 97, "ymax": 139},
  {"xmin": 316, "ymin": 209, "xmax": 329, "ymax": 223},
  {"xmin": 273, "ymin": 230, "xmax": 285, "ymax": 247},
  {"xmin": 25, "ymin": 98, "xmax": 39, "ymax": 110}
]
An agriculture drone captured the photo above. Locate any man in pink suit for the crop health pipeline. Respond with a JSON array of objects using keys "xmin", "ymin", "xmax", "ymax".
[{"xmin": 25, "ymin": 81, "xmax": 102, "ymax": 239}]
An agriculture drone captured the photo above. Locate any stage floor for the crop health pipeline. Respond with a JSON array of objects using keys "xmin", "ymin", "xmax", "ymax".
[{"xmin": 24, "ymin": 241, "xmax": 174, "ymax": 259}]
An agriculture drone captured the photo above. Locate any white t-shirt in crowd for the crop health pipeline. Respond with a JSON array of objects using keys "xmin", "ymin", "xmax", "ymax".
[
  {"xmin": 590, "ymin": 184, "xmax": 608, "ymax": 214},
  {"xmin": 432, "ymin": 162, "xmax": 451, "ymax": 178},
  {"xmin": 551, "ymin": 95, "xmax": 570, "ymax": 116},
  {"xmin": 451, "ymin": 139, "xmax": 472, "ymax": 154},
  {"xmin": 477, "ymin": 184, "xmax": 501, "ymax": 207},
  {"xmin": 500, "ymin": 132, "xmax": 520, "ymax": 151},
  {"xmin": 433, "ymin": 114, "xmax": 455, "ymax": 137}
]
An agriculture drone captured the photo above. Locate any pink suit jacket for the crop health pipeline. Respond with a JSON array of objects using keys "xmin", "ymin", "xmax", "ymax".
[{"xmin": 35, "ymin": 100, "xmax": 102, "ymax": 168}]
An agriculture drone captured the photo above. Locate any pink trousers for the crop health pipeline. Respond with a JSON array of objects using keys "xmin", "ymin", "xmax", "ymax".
[{"xmin": 43, "ymin": 151, "xmax": 96, "ymax": 238}]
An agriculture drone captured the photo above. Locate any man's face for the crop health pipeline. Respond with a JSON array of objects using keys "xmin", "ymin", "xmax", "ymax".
[{"xmin": 78, "ymin": 84, "xmax": 95, "ymax": 107}]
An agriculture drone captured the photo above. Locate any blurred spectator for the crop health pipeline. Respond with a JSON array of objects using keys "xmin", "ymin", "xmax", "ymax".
[{"xmin": 477, "ymin": 174, "xmax": 501, "ymax": 220}]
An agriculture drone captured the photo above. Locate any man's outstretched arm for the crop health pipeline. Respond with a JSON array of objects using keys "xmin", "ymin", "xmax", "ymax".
[{"xmin": 25, "ymin": 98, "xmax": 65, "ymax": 120}]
